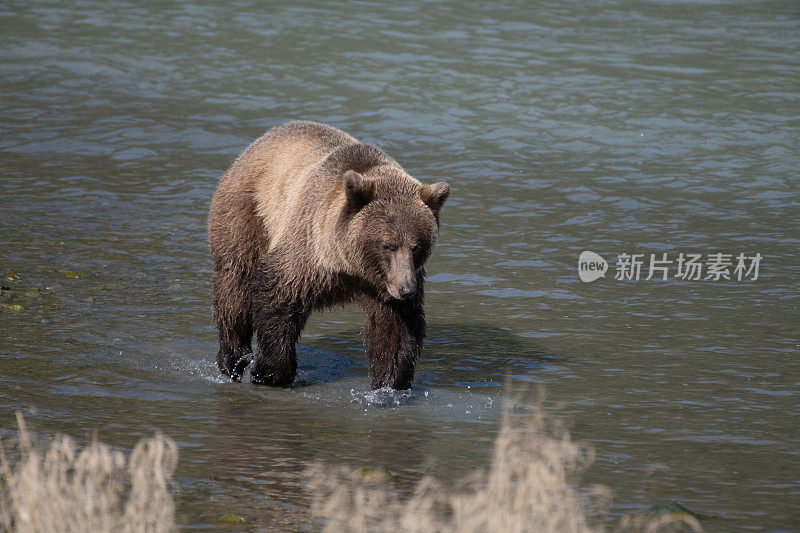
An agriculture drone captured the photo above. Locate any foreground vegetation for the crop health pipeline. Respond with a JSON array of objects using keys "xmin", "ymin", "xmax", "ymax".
[
  {"xmin": 1, "ymin": 404, "xmax": 701, "ymax": 532},
  {"xmin": 0, "ymin": 414, "xmax": 176, "ymax": 533}
]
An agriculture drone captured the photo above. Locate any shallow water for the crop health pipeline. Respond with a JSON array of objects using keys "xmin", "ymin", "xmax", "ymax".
[{"xmin": 1, "ymin": 0, "xmax": 799, "ymax": 530}]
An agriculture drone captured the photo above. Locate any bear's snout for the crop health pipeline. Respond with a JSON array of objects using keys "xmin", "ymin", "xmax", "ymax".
[
  {"xmin": 386, "ymin": 250, "xmax": 417, "ymax": 300},
  {"xmin": 396, "ymin": 280, "xmax": 417, "ymax": 299},
  {"xmin": 388, "ymin": 281, "xmax": 416, "ymax": 300}
]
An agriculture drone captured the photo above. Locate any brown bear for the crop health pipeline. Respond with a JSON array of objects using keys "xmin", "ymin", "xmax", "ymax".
[{"xmin": 208, "ymin": 121, "xmax": 449, "ymax": 390}]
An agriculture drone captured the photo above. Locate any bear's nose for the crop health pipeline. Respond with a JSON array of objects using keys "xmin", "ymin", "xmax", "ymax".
[{"xmin": 397, "ymin": 282, "xmax": 416, "ymax": 299}]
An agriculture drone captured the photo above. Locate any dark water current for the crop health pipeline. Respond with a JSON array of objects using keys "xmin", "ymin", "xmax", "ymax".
[{"xmin": 1, "ymin": 1, "xmax": 799, "ymax": 530}]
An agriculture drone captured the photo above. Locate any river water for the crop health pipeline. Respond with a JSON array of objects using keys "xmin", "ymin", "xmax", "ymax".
[{"xmin": 1, "ymin": 1, "xmax": 798, "ymax": 530}]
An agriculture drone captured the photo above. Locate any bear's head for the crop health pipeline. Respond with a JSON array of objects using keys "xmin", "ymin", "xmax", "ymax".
[{"xmin": 339, "ymin": 169, "xmax": 449, "ymax": 301}]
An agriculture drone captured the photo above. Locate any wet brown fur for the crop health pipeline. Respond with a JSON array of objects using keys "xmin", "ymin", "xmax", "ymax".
[{"xmin": 208, "ymin": 121, "xmax": 449, "ymax": 389}]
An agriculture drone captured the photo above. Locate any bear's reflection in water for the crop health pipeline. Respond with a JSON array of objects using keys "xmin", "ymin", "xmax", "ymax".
[
  {"xmin": 203, "ymin": 381, "xmax": 437, "ymax": 528},
  {"xmin": 194, "ymin": 323, "xmax": 555, "ymax": 528}
]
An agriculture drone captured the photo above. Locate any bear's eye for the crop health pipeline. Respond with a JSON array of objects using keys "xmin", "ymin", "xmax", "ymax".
[
  {"xmin": 382, "ymin": 244, "xmax": 397, "ymax": 252},
  {"xmin": 411, "ymin": 243, "xmax": 421, "ymax": 253}
]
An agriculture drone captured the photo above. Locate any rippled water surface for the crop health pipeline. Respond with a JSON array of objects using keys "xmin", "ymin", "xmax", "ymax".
[{"xmin": 1, "ymin": 1, "xmax": 799, "ymax": 530}]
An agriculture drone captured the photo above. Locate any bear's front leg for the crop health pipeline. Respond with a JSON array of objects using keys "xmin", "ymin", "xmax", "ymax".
[
  {"xmin": 249, "ymin": 273, "xmax": 309, "ymax": 387},
  {"xmin": 358, "ymin": 289, "xmax": 425, "ymax": 390},
  {"xmin": 213, "ymin": 264, "xmax": 254, "ymax": 382}
]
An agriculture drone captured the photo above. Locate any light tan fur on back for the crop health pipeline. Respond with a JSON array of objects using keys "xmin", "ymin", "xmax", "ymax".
[{"xmin": 250, "ymin": 124, "xmax": 353, "ymax": 259}]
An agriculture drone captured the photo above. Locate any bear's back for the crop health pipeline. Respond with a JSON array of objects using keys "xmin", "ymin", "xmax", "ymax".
[
  {"xmin": 248, "ymin": 121, "xmax": 357, "ymax": 192},
  {"xmin": 232, "ymin": 122, "xmax": 353, "ymax": 246}
]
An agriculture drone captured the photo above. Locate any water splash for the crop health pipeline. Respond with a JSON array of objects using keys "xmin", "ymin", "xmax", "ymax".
[{"xmin": 350, "ymin": 386, "xmax": 416, "ymax": 408}]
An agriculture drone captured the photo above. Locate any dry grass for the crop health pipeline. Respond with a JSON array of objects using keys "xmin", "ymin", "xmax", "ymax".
[
  {"xmin": 308, "ymin": 399, "xmax": 702, "ymax": 533},
  {"xmin": 308, "ymin": 400, "xmax": 605, "ymax": 533},
  {"xmin": 0, "ymin": 413, "xmax": 177, "ymax": 533}
]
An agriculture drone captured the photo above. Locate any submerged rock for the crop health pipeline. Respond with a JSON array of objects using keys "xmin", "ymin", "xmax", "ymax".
[
  {"xmin": 35, "ymin": 266, "xmax": 90, "ymax": 279},
  {"xmin": 352, "ymin": 466, "xmax": 391, "ymax": 483},
  {"xmin": 62, "ymin": 270, "xmax": 89, "ymax": 279},
  {"xmin": 218, "ymin": 513, "xmax": 251, "ymax": 525},
  {"xmin": 645, "ymin": 500, "xmax": 711, "ymax": 521}
]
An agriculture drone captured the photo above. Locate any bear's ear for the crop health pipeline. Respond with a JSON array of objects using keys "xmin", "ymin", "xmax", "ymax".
[
  {"xmin": 419, "ymin": 181, "xmax": 450, "ymax": 217},
  {"xmin": 343, "ymin": 170, "xmax": 375, "ymax": 214}
]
